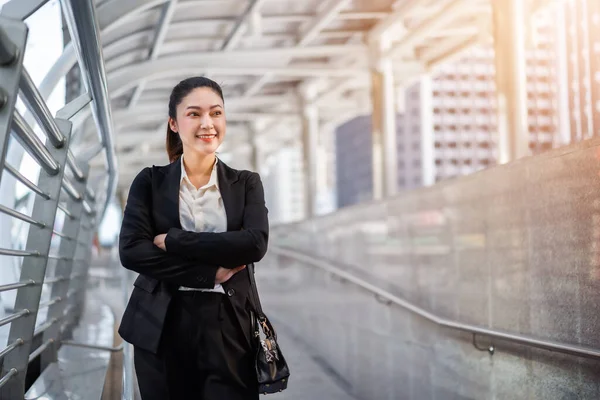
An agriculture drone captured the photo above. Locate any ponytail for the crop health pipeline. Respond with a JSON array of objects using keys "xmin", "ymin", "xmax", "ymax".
[{"xmin": 166, "ymin": 123, "xmax": 183, "ymax": 162}]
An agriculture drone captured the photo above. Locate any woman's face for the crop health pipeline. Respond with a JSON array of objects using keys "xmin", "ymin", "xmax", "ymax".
[{"xmin": 169, "ymin": 87, "xmax": 225, "ymax": 156}]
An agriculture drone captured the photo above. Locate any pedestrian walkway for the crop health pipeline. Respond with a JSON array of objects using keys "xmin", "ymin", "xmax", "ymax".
[{"xmin": 261, "ymin": 321, "xmax": 357, "ymax": 400}]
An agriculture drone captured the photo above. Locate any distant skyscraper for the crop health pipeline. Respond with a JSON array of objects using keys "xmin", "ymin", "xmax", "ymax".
[
  {"xmin": 262, "ymin": 145, "xmax": 305, "ymax": 224},
  {"xmin": 562, "ymin": 0, "xmax": 600, "ymax": 140},
  {"xmin": 335, "ymin": 3, "xmax": 565, "ymax": 208},
  {"xmin": 335, "ymin": 116, "xmax": 373, "ymax": 208}
]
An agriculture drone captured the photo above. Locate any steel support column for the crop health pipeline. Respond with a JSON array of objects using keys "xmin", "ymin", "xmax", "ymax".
[
  {"xmin": 247, "ymin": 122, "xmax": 262, "ymax": 173},
  {"xmin": 420, "ymin": 76, "xmax": 435, "ymax": 186},
  {"xmin": 370, "ymin": 39, "xmax": 397, "ymax": 199},
  {"xmin": 301, "ymin": 102, "xmax": 318, "ymax": 218},
  {"xmin": 41, "ymin": 138, "xmax": 88, "ymax": 369},
  {"xmin": 492, "ymin": 0, "xmax": 530, "ymax": 163}
]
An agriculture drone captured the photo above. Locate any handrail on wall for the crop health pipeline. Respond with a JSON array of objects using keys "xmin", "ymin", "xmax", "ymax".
[{"xmin": 270, "ymin": 246, "xmax": 600, "ymax": 360}]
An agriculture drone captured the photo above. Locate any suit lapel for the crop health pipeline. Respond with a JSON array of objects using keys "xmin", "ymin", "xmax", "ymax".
[
  {"xmin": 217, "ymin": 158, "xmax": 239, "ymax": 232},
  {"xmin": 158, "ymin": 158, "xmax": 182, "ymax": 229}
]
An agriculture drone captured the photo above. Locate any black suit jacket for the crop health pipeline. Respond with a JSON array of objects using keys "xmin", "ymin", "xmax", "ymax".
[{"xmin": 118, "ymin": 157, "xmax": 268, "ymax": 353}]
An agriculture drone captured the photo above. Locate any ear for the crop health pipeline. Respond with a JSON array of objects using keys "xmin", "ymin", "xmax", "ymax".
[{"xmin": 168, "ymin": 117, "xmax": 178, "ymax": 133}]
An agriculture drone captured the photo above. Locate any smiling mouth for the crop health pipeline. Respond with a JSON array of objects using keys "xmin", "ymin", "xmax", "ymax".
[{"xmin": 195, "ymin": 134, "xmax": 216, "ymax": 140}]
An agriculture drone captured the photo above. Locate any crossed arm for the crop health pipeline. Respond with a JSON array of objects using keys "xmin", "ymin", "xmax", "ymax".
[
  {"xmin": 119, "ymin": 168, "xmax": 269, "ymax": 288},
  {"xmin": 162, "ymin": 171, "xmax": 268, "ymax": 267}
]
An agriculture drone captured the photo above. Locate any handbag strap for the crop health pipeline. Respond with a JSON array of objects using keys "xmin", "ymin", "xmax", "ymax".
[{"xmin": 247, "ymin": 262, "xmax": 265, "ymax": 319}]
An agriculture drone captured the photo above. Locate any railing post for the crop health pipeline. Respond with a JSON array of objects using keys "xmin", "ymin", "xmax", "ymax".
[
  {"xmin": 0, "ymin": 18, "xmax": 27, "ymax": 189},
  {"xmin": 61, "ymin": 206, "xmax": 95, "ymax": 337},
  {"xmin": 41, "ymin": 120, "xmax": 89, "ymax": 370},
  {"xmin": 0, "ymin": 113, "xmax": 73, "ymax": 398}
]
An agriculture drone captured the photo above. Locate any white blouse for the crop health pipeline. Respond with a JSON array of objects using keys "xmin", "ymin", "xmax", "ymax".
[{"xmin": 178, "ymin": 155, "xmax": 227, "ymax": 293}]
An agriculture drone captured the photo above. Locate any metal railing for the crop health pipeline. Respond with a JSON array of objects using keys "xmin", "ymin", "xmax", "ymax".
[
  {"xmin": 270, "ymin": 246, "xmax": 600, "ymax": 360},
  {"xmin": 0, "ymin": 0, "xmax": 118, "ymax": 397}
]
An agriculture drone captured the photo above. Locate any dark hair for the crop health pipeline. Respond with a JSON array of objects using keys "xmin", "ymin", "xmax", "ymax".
[{"xmin": 166, "ymin": 77, "xmax": 225, "ymax": 162}]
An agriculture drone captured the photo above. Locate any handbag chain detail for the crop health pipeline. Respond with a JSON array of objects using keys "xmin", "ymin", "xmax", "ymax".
[{"xmin": 247, "ymin": 262, "xmax": 290, "ymax": 395}]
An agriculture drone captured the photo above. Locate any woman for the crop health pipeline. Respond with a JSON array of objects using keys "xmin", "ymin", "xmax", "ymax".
[{"xmin": 118, "ymin": 76, "xmax": 268, "ymax": 400}]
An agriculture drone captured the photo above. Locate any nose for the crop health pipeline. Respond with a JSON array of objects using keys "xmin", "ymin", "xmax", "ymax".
[{"xmin": 200, "ymin": 113, "xmax": 212, "ymax": 129}]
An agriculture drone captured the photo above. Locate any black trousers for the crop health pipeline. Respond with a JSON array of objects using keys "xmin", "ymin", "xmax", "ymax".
[{"xmin": 134, "ymin": 291, "xmax": 258, "ymax": 400}]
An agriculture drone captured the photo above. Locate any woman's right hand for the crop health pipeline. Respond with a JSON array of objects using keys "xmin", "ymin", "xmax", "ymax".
[{"xmin": 215, "ymin": 265, "xmax": 246, "ymax": 284}]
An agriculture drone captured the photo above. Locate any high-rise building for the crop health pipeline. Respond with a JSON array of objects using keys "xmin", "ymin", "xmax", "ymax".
[
  {"xmin": 561, "ymin": 0, "xmax": 600, "ymax": 140},
  {"xmin": 261, "ymin": 145, "xmax": 305, "ymax": 224},
  {"xmin": 335, "ymin": 3, "xmax": 564, "ymax": 208},
  {"xmin": 335, "ymin": 116, "xmax": 372, "ymax": 208}
]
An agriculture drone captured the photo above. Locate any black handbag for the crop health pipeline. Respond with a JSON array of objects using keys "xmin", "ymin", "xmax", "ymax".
[{"xmin": 247, "ymin": 262, "xmax": 290, "ymax": 394}]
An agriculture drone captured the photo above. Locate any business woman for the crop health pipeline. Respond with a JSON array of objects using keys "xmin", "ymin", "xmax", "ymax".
[{"xmin": 118, "ymin": 76, "xmax": 268, "ymax": 400}]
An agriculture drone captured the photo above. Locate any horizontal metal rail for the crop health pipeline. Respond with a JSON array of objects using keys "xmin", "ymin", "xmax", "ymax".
[
  {"xmin": 52, "ymin": 230, "xmax": 74, "ymax": 241},
  {"xmin": 47, "ymin": 255, "xmax": 73, "ymax": 261},
  {"xmin": 11, "ymin": 111, "xmax": 60, "ymax": 176},
  {"xmin": 61, "ymin": 340, "xmax": 123, "ymax": 352},
  {"xmin": 0, "ymin": 280, "xmax": 35, "ymax": 293},
  {"xmin": 67, "ymin": 151, "xmax": 85, "ymax": 181},
  {"xmin": 19, "ymin": 68, "xmax": 66, "ymax": 148},
  {"xmin": 0, "ymin": 248, "xmax": 40, "ymax": 257},
  {"xmin": 28, "ymin": 339, "xmax": 53, "ymax": 363},
  {"xmin": 0, "ymin": 309, "xmax": 29, "ymax": 328},
  {"xmin": 82, "ymin": 199, "xmax": 93, "ymax": 215},
  {"xmin": 85, "ymin": 186, "xmax": 95, "ymax": 201},
  {"xmin": 57, "ymin": 202, "xmax": 75, "ymax": 219},
  {"xmin": 270, "ymin": 246, "xmax": 600, "ymax": 360},
  {"xmin": 38, "ymin": 296, "xmax": 62, "ymax": 309},
  {"xmin": 5, "ymin": 162, "xmax": 51, "ymax": 200},
  {"xmin": 34, "ymin": 318, "xmax": 58, "ymax": 337},
  {"xmin": 62, "ymin": 176, "xmax": 82, "ymax": 201},
  {"xmin": 0, "ymin": 368, "xmax": 17, "ymax": 390},
  {"xmin": 0, "ymin": 339, "xmax": 23, "ymax": 363},
  {"xmin": 42, "ymin": 276, "xmax": 68, "ymax": 284},
  {"xmin": 0, "ymin": 204, "xmax": 45, "ymax": 228}
]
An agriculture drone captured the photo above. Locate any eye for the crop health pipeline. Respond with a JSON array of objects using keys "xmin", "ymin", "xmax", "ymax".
[
  {"xmin": 213, "ymin": 111, "xmax": 222, "ymax": 116},
  {"xmin": 189, "ymin": 112, "xmax": 199, "ymax": 117}
]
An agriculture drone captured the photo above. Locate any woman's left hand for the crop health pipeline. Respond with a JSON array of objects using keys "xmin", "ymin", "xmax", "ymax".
[{"xmin": 153, "ymin": 234, "xmax": 167, "ymax": 251}]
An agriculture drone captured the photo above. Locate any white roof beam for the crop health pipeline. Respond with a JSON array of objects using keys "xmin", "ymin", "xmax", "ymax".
[
  {"xmin": 239, "ymin": 0, "xmax": 353, "ymax": 101},
  {"xmin": 297, "ymin": 0, "xmax": 351, "ymax": 46},
  {"xmin": 243, "ymin": 75, "xmax": 272, "ymax": 98},
  {"xmin": 147, "ymin": 0, "xmax": 177, "ymax": 60},
  {"xmin": 367, "ymin": 0, "xmax": 426, "ymax": 41},
  {"xmin": 222, "ymin": 0, "xmax": 265, "ymax": 51},
  {"xmin": 338, "ymin": 11, "xmax": 388, "ymax": 20},
  {"xmin": 385, "ymin": 0, "xmax": 473, "ymax": 58},
  {"xmin": 128, "ymin": 0, "xmax": 178, "ymax": 109},
  {"xmin": 109, "ymin": 64, "xmax": 368, "ymax": 99},
  {"xmin": 108, "ymin": 45, "xmax": 367, "ymax": 73},
  {"xmin": 426, "ymin": 34, "xmax": 483, "ymax": 71},
  {"xmin": 249, "ymin": 8, "xmax": 262, "ymax": 37},
  {"xmin": 417, "ymin": 33, "xmax": 475, "ymax": 64}
]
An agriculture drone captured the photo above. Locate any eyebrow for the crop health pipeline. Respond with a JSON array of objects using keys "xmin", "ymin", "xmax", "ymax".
[{"xmin": 186, "ymin": 105, "xmax": 223, "ymax": 110}]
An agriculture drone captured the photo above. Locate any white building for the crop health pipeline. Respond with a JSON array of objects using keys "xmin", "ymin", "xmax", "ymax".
[{"xmin": 262, "ymin": 145, "xmax": 305, "ymax": 225}]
